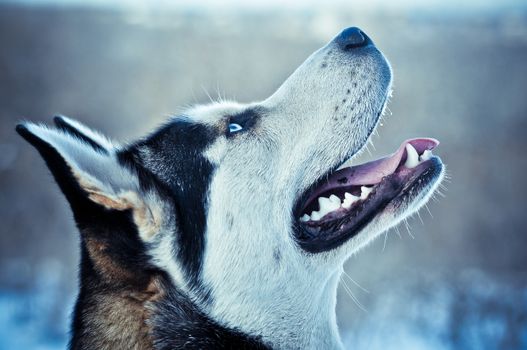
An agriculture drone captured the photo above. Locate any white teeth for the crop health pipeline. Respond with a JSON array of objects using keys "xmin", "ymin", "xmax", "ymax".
[
  {"xmin": 344, "ymin": 192, "xmax": 357, "ymax": 201},
  {"xmin": 306, "ymin": 187, "xmax": 376, "ymax": 219},
  {"xmin": 300, "ymin": 143, "xmax": 435, "ymax": 223},
  {"xmin": 305, "ymin": 195, "xmax": 342, "ymax": 222},
  {"xmin": 329, "ymin": 194, "xmax": 341, "ymax": 205},
  {"xmin": 360, "ymin": 186, "xmax": 373, "ymax": 200},
  {"xmin": 420, "ymin": 149, "xmax": 432, "ymax": 162},
  {"xmin": 310, "ymin": 210, "xmax": 322, "ymax": 221},
  {"xmin": 318, "ymin": 196, "xmax": 341, "ymax": 218},
  {"xmin": 317, "ymin": 197, "xmax": 331, "ymax": 211},
  {"xmin": 405, "ymin": 144, "xmax": 435, "ymax": 168},
  {"xmin": 404, "ymin": 144, "xmax": 419, "ymax": 169},
  {"xmin": 342, "ymin": 192, "xmax": 359, "ymax": 209}
]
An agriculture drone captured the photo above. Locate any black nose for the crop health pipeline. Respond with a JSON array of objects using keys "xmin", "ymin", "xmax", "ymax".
[{"xmin": 335, "ymin": 27, "xmax": 370, "ymax": 50}]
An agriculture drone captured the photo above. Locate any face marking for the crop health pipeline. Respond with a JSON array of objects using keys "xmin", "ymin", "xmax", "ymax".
[
  {"xmin": 225, "ymin": 108, "xmax": 262, "ymax": 138},
  {"xmin": 129, "ymin": 119, "xmax": 217, "ymax": 289}
]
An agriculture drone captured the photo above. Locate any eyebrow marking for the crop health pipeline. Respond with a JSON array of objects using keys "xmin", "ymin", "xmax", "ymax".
[{"xmin": 226, "ymin": 108, "xmax": 263, "ymax": 137}]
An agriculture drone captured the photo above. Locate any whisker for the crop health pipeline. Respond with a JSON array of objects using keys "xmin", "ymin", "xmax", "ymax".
[
  {"xmin": 365, "ymin": 143, "xmax": 373, "ymax": 157},
  {"xmin": 201, "ymin": 85, "xmax": 215, "ymax": 103},
  {"xmin": 340, "ymin": 278, "xmax": 368, "ymax": 313},
  {"xmin": 215, "ymin": 82, "xmax": 222, "ymax": 103},
  {"xmin": 424, "ymin": 203, "xmax": 434, "ymax": 218},
  {"xmin": 435, "ymin": 190, "xmax": 446, "ymax": 198},
  {"xmin": 342, "ymin": 271, "xmax": 370, "ymax": 294},
  {"xmin": 395, "ymin": 226, "xmax": 403, "ymax": 239},
  {"xmin": 216, "ymin": 82, "xmax": 228, "ymax": 103},
  {"xmin": 404, "ymin": 219, "xmax": 415, "ymax": 239},
  {"xmin": 368, "ymin": 138, "xmax": 376, "ymax": 151},
  {"xmin": 416, "ymin": 210, "xmax": 424, "ymax": 225}
]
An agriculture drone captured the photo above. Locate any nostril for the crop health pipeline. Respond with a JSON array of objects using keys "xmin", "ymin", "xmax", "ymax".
[{"xmin": 335, "ymin": 27, "xmax": 369, "ymax": 50}]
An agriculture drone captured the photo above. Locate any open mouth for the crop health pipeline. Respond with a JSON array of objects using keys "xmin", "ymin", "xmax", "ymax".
[{"xmin": 294, "ymin": 138, "xmax": 443, "ymax": 253}]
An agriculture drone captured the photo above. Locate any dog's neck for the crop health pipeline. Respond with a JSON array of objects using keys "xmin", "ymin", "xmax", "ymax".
[
  {"xmin": 200, "ymin": 201, "xmax": 346, "ymax": 349},
  {"xmin": 69, "ymin": 240, "xmax": 270, "ymax": 349},
  {"xmin": 202, "ymin": 267, "xmax": 344, "ymax": 349},
  {"xmin": 148, "ymin": 273, "xmax": 343, "ymax": 350},
  {"xmin": 68, "ymin": 225, "xmax": 344, "ymax": 350},
  {"xmin": 149, "ymin": 279, "xmax": 271, "ymax": 349},
  {"xmin": 262, "ymin": 272, "xmax": 343, "ymax": 349},
  {"xmin": 259, "ymin": 272, "xmax": 344, "ymax": 349}
]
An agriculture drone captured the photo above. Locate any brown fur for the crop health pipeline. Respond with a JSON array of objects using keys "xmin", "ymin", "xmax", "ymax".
[
  {"xmin": 84, "ymin": 238, "xmax": 137, "ymax": 283},
  {"xmin": 72, "ymin": 236, "xmax": 165, "ymax": 350},
  {"xmin": 74, "ymin": 167, "xmax": 162, "ymax": 241},
  {"xmin": 80, "ymin": 289, "xmax": 155, "ymax": 350}
]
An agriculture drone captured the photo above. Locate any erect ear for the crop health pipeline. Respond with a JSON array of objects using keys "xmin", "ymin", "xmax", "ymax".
[
  {"xmin": 16, "ymin": 118, "xmax": 164, "ymax": 241},
  {"xmin": 53, "ymin": 114, "xmax": 115, "ymax": 153}
]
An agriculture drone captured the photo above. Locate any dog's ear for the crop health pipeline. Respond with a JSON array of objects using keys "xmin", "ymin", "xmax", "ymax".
[
  {"xmin": 53, "ymin": 115, "xmax": 115, "ymax": 153},
  {"xmin": 16, "ymin": 118, "xmax": 164, "ymax": 242}
]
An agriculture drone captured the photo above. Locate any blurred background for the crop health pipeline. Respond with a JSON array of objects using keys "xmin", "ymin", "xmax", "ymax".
[{"xmin": 1, "ymin": 0, "xmax": 527, "ymax": 349}]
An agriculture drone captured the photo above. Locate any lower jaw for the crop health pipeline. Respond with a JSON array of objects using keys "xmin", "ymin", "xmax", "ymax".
[{"xmin": 294, "ymin": 157, "xmax": 443, "ymax": 253}]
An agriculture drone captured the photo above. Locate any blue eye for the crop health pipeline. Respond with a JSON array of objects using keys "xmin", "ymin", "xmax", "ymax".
[{"xmin": 228, "ymin": 123, "xmax": 243, "ymax": 133}]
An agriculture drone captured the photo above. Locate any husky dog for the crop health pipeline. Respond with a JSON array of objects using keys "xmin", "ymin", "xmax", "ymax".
[{"xmin": 16, "ymin": 27, "xmax": 444, "ymax": 349}]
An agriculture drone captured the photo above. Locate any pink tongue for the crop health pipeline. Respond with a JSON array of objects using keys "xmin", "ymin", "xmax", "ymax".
[{"xmin": 329, "ymin": 138, "xmax": 439, "ymax": 186}]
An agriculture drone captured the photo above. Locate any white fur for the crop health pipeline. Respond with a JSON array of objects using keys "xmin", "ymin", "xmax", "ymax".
[
  {"xmin": 195, "ymin": 36, "xmax": 396, "ymax": 349},
  {"xmin": 55, "ymin": 115, "xmax": 117, "ymax": 150},
  {"xmin": 23, "ymin": 123, "xmax": 134, "ymax": 193},
  {"xmin": 185, "ymin": 34, "xmax": 441, "ymax": 349}
]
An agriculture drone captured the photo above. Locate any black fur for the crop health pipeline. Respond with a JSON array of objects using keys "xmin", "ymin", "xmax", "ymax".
[
  {"xmin": 127, "ymin": 118, "xmax": 216, "ymax": 290},
  {"xmin": 150, "ymin": 278, "xmax": 271, "ymax": 350},
  {"xmin": 53, "ymin": 115, "xmax": 109, "ymax": 154},
  {"xmin": 226, "ymin": 108, "xmax": 262, "ymax": 137}
]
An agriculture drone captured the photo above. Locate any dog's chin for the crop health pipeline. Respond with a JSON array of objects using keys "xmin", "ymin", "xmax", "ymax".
[{"xmin": 293, "ymin": 138, "xmax": 444, "ymax": 253}]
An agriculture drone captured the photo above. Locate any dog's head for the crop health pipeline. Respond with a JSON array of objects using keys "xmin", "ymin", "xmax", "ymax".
[{"xmin": 17, "ymin": 28, "xmax": 443, "ymax": 347}]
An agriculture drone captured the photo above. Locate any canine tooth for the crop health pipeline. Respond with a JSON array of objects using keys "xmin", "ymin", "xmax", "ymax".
[
  {"xmin": 360, "ymin": 186, "xmax": 373, "ymax": 199},
  {"xmin": 404, "ymin": 143, "xmax": 419, "ymax": 168},
  {"xmin": 300, "ymin": 214, "xmax": 310, "ymax": 222},
  {"xmin": 310, "ymin": 211, "xmax": 322, "ymax": 221},
  {"xmin": 420, "ymin": 149, "xmax": 432, "ymax": 162},
  {"xmin": 342, "ymin": 192, "xmax": 359, "ymax": 209}
]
